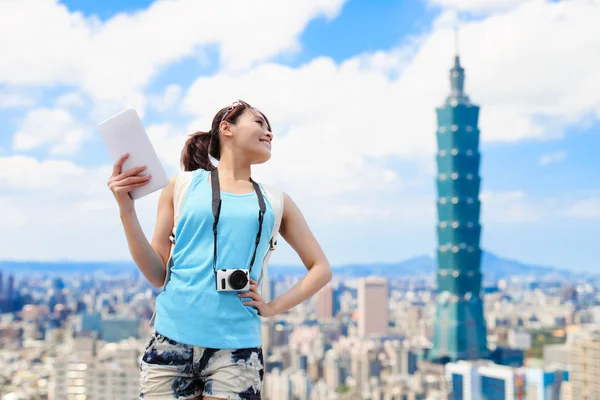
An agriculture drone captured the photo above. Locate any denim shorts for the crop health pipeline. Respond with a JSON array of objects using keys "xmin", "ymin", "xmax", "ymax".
[{"xmin": 139, "ymin": 331, "xmax": 263, "ymax": 399}]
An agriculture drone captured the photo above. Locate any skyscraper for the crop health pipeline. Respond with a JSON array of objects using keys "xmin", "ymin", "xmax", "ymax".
[
  {"xmin": 430, "ymin": 51, "xmax": 488, "ymax": 362},
  {"xmin": 7, "ymin": 274, "xmax": 14, "ymax": 299},
  {"xmin": 570, "ymin": 328, "xmax": 600, "ymax": 400},
  {"xmin": 358, "ymin": 277, "xmax": 389, "ymax": 338},
  {"xmin": 316, "ymin": 283, "xmax": 334, "ymax": 320}
]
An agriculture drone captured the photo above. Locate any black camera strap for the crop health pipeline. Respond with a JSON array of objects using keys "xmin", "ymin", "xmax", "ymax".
[{"xmin": 210, "ymin": 169, "xmax": 266, "ymax": 276}]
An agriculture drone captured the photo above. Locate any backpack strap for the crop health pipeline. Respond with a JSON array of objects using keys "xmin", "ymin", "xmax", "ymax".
[
  {"xmin": 163, "ymin": 170, "xmax": 194, "ymax": 283},
  {"xmin": 169, "ymin": 171, "xmax": 194, "ymax": 248},
  {"xmin": 260, "ymin": 184, "xmax": 284, "ymax": 301},
  {"xmin": 149, "ymin": 171, "xmax": 193, "ymax": 327}
]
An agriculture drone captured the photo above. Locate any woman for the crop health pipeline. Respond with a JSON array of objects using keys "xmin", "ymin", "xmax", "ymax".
[{"xmin": 107, "ymin": 100, "xmax": 332, "ymax": 400}]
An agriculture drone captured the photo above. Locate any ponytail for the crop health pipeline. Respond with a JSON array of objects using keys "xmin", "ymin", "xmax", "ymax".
[{"xmin": 180, "ymin": 130, "xmax": 219, "ymax": 172}]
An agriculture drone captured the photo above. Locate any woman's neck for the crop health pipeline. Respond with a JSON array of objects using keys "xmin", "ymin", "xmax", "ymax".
[{"xmin": 216, "ymin": 151, "xmax": 251, "ymax": 182}]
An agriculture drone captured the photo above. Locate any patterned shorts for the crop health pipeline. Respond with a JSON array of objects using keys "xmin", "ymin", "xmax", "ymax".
[{"xmin": 139, "ymin": 331, "xmax": 263, "ymax": 399}]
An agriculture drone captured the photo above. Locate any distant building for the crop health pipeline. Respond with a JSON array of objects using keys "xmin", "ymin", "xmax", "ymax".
[
  {"xmin": 508, "ymin": 328, "xmax": 532, "ymax": 351},
  {"xmin": 489, "ymin": 346, "xmax": 524, "ymax": 368},
  {"xmin": 430, "ymin": 48, "xmax": 488, "ymax": 362},
  {"xmin": 101, "ymin": 317, "xmax": 140, "ymax": 343},
  {"xmin": 316, "ymin": 284, "xmax": 334, "ymax": 320},
  {"xmin": 570, "ymin": 327, "xmax": 600, "ymax": 399},
  {"xmin": 524, "ymin": 368, "xmax": 566, "ymax": 400},
  {"xmin": 447, "ymin": 360, "xmax": 565, "ymax": 400},
  {"xmin": 446, "ymin": 361, "xmax": 526, "ymax": 400},
  {"xmin": 262, "ymin": 277, "xmax": 277, "ymax": 303},
  {"xmin": 49, "ymin": 338, "xmax": 139, "ymax": 400},
  {"xmin": 74, "ymin": 313, "xmax": 102, "ymax": 334},
  {"xmin": 544, "ymin": 343, "xmax": 570, "ymax": 369},
  {"xmin": 7, "ymin": 274, "xmax": 14, "ymax": 299},
  {"xmin": 358, "ymin": 277, "xmax": 388, "ymax": 338}
]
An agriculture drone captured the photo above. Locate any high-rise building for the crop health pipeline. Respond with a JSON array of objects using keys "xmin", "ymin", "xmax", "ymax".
[
  {"xmin": 430, "ymin": 50, "xmax": 489, "ymax": 362},
  {"xmin": 332, "ymin": 285, "xmax": 342, "ymax": 317},
  {"xmin": 316, "ymin": 283, "xmax": 334, "ymax": 320},
  {"xmin": 262, "ymin": 277, "xmax": 277, "ymax": 303},
  {"xmin": 264, "ymin": 368, "xmax": 294, "ymax": 400},
  {"xmin": 445, "ymin": 360, "xmax": 532, "ymax": 400},
  {"xmin": 7, "ymin": 274, "xmax": 14, "ymax": 299},
  {"xmin": 100, "ymin": 316, "xmax": 140, "ymax": 343},
  {"xmin": 49, "ymin": 337, "xmax": 139, "ymax": 400},
  {"xmin": 524, "ymin": 367, "xmax": 566, "ymax": 400},
  {"xmin": 323, "ymin": 349, "xmax": 343, "ymax": 390},
  {"xmin": 358, "ymin": 277, "xmax": 388, "ymax": 338},
  {"xmin": 446, "ymin": 360, "xmax": 530, "ymax": 400},
  {"xmin": 570, "ymin": 328, "xmax": 600, "ymax": 400},
  {"xmin": 50, "ymin": 358, "xmax": 139, "ymax": 400}
]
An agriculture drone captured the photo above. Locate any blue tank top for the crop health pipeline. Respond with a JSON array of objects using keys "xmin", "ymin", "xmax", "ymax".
[{"xmin": 153, "ymin": 169, "xmax": 275, "ymax": 349}]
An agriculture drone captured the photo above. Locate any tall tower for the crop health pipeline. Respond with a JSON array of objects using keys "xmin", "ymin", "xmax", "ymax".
[{"xmin": 430, "ymin": 46, "xmax": 488, "ymax": 362}]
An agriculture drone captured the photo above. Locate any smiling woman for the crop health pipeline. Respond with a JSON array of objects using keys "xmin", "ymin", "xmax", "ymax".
[{"xmin": 106, "ymin": 99, "xmax": 332, "ymax": 399}]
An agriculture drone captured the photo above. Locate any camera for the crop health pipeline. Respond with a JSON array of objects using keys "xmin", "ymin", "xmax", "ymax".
[{"xmin": 216, "ymin": 269, "xmax": 250, "ymax": 292}]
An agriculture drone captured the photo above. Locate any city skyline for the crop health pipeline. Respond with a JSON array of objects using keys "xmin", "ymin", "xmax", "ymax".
[
  {"xmin": 0, "ymin": 0, "xmax": 599, "ymax": 273},
  {"xmin": 2, "ymin": 251, "xmax": 597, "ymax": 398}
]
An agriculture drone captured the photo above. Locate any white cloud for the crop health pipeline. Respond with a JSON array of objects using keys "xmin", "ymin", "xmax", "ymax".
[
  {"xmin": 479, "ymin": 190, "xmax": 552, "ymax": 224},
  {"xmin": 54, "ymin": 92, "xmax": 86, "ymax": 108},
  {"xmin": 147, "ymin": 84, "xmax": 183, "ymax": 113},
  {"xmin": 0, "ymin": 0, "xmax": 348, "ymax": 109},
  {"xmin": 178, "ymin": 0, "xmax": 600, "ymax": 173},
  {"xmin": 0, "ymin": 156, "xmax": 98, "ymax": 194},
  {"xmin": 0, "ymin": 154, "xmax": 164, "ymax": 260},
  {"xmin": 480, "ymin": 191, "xmax": 600, "ymax": 224},
  {"xmin": 0, "ymin": 149, "xmax": 197, "ymax": 261},
  {"xmin": 163, "ymin": 0, "xmax": 600, "ymax": 238},
  {"xmin": 0, "ymin": 91, "xmax": 36, "ymax": 108},
  {"xmin": 0, "ymin": 187, "xmax": 161, "ymax": 261},
  {"xmin": 0, "ymin": 196, "xmax": 29, "ymax": 229},
  {"xmin": 146, "ymin": 123, "xmax": 189, "ymax": 171},
  {"xmin": 539, "ymin": 151, "xmax": 566, "ymax": 166},
  {"xmin": 566, "ymin": 198, "xmax": 600, "ymax": 219},
  {"xmin": 458, "ymin": 0, "xmax": 600, "ymax": 140},
  {"xmin": 12, "ymin": 108, "xmax": 87, "ymax": 155},
  {"xmin": 428, "ymin": 0, "xmax": 529, "ymax": 14}
]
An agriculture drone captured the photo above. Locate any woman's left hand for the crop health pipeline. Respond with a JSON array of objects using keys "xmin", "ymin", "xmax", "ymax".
[{"xmin": 238, "ymin": 278, "xmax": 278, "ymax": 318}]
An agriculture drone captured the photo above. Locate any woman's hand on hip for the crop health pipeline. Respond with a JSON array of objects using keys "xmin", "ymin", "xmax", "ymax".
[{"xmin": 238, "ymin": 278, "xmax": 278, "ymax": 318}]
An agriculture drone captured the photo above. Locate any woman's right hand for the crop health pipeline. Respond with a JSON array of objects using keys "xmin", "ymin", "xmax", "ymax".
[{"xmin": 107, "ymin": 153, "xmax": 151, "ymax": 214}]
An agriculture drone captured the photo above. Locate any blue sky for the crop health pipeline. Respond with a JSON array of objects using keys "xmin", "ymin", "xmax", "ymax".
[{"xmin": 0, "ymin": 0, "xmax": 598, "ymax": 272}]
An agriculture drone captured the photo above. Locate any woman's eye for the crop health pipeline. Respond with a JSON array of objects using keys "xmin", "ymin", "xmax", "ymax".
[{"xmin": 256, "ymin": 120, "xmax": 263, "ymax": 126}]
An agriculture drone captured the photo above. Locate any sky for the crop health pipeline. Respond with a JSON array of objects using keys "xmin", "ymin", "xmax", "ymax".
[{"xmin": 0, "ymin": 0, "xmax": 598, "ymax": 272}]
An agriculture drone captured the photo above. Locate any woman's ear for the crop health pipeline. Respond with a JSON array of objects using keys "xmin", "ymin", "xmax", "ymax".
[{"xmin": 219, "ymin": 121, "xmax": 234, "ymax": 138}]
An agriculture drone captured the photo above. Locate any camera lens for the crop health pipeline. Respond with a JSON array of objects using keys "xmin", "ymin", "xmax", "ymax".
[{"xmin": 229, "ymin": 270, "xmax": 248, "ymax": 290}]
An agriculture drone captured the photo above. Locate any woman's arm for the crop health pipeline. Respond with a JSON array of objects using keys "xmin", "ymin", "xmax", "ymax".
[
  {"xmin": 120, "ymin": 176, "xmax": 176, "ymax": 288},
  {"xmin": 267, "ymin": 192, "xmax": 333, "ymax": 315}
]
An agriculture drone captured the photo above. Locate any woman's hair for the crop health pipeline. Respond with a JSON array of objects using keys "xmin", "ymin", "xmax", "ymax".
[{"xmin": 180, "ymin": 103, "xmax": 271, "ymax": 172}]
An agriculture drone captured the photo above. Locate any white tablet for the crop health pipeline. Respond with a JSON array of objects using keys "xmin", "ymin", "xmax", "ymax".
[{"xmin": 98, "ymin": 108, "xmax": 169, "ymax": 200}]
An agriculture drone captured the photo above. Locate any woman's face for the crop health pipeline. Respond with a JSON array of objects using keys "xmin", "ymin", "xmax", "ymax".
[{"xmin": 227, "ymin": 108, "xmax": 273, "ymax": 164}]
